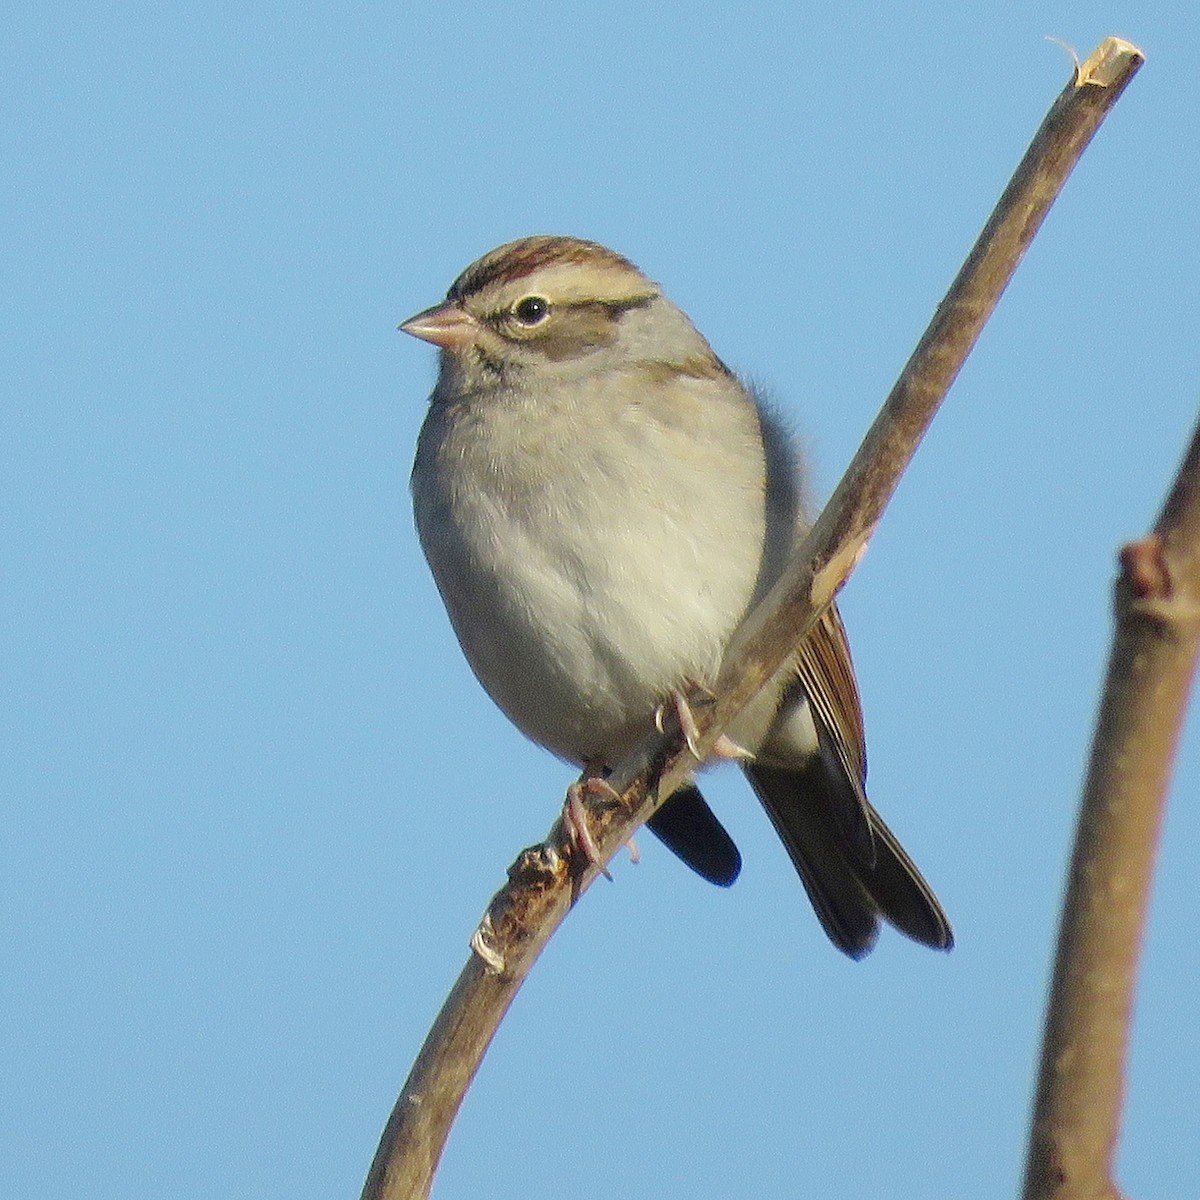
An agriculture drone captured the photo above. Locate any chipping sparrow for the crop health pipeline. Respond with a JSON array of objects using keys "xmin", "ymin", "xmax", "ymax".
[{"xmin": 404, "ymin": 235, "xmax": 951, "ymax": 959}]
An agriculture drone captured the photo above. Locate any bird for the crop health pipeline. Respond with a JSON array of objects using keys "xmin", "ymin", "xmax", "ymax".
[{"xmin": 403, "ymin": 234, "xmax": 952, "ymax": 959}]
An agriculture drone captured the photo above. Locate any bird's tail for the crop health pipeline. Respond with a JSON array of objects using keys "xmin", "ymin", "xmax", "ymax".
[{"xmin": 745, "ymin": 763, "xmax": 953, "ymax": 959}]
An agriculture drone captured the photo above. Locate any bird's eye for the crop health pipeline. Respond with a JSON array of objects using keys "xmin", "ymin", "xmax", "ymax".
[{"xmin": 512, "ymin": 296, "xmax": 550, "ymax": 326}]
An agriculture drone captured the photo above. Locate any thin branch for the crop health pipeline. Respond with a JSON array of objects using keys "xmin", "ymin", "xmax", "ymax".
[
  {"xmin": 363, "ymin": 37, "xmax": 1145, "ymax": 1200},
  {"xmin": 1021, "ymin": 396, "xmax": 1200, "ymax": 1190}
]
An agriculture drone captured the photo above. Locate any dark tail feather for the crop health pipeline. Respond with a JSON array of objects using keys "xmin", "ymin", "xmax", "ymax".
[
  {"xmin": 646, "ymin": 785, "xmax": 742, "ymax": 887},
  {"xmin": 745, "ymin": 763, "xmax": 953, "ymax": 959}
]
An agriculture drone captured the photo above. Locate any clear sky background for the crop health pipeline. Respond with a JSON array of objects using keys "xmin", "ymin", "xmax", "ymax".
[{"xmin": 4, "ymin": 4, "xmax": 1197, "ymax": 1199}]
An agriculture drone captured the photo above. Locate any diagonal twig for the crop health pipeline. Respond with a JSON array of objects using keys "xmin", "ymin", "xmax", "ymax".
[{"xmin": 364, "ymin": 37, "xmax": 1145, "ymax": 1200}]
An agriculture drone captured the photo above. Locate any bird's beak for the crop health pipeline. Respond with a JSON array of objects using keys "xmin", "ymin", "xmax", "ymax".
[{"xmin": 399, "ymin": 302, "xmax": 479, "ymax": 351}]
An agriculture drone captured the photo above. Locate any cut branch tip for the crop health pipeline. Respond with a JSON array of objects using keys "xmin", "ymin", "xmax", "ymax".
[{"xmin": 1077, "ymin": 37, "xmax": 1145, "ymax": 88}]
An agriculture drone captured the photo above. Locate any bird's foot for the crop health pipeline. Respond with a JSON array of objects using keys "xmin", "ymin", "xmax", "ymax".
[
  {"xmin": 656, "ymin": 687, "xmax": 753, "ymax": 763},
  {"xmin": 564, "ymin": 773, "xmax": 623, "ymax": 881}
]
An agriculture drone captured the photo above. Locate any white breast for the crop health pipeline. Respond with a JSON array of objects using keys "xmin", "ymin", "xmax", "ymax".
[{"xmin": 412, "ymin": 368, "xmax": 773, "ymax": 767}]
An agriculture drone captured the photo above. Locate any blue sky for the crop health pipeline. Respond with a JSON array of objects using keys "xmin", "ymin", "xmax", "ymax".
[{"xmin": 4, "ymin": 4, "xmax": 1197, "ymax": 1198}]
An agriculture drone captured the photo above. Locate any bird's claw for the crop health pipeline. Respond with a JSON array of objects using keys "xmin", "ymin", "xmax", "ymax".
[
  {"xmin": 658, "ymin": 689, "xmax": 754, "ymax": 763},
  {"xmin": 712, "ymin": 733, "xmax": 754, "ymax": 761},
  {"xmin": 671, "ymin": 689, "xmax": 704, "ymax": 759},
  {"xmin": 565, "ymin": 777, "xmax": 620, "ymax": 881}
]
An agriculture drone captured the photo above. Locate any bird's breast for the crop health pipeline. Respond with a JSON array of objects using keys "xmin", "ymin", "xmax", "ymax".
[{"xmin": 412, "ymin": 377, "xmax": 770, "ymax": 764}]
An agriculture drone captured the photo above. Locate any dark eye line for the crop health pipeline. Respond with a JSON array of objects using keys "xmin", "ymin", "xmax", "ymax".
[
  {"xmin": 483, "ymin": 291, "xmax": 656, "ymax": 338},
  {"xmin": 599, "ymin": 293, "xmax": 656, "ymax": 316}
]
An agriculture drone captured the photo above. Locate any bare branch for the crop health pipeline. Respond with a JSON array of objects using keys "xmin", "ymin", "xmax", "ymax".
[
  {"xmin": 363, "ymin": 37, "xmax": 1145, "ymax": 1200},
  {"xmin": 1022, "ymin": 360, "xmax": 1200, "ymax": 1193}
]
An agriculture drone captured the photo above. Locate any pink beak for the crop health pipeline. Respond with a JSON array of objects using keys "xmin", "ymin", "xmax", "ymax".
[{"xmin": 399, "ymin": 302, "xmax": 479, "ymax": 351}]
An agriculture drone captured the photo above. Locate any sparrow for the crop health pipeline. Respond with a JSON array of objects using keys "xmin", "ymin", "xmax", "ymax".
[{"xmin": 404, "ymin": 235, "xmax": 952, "ymax": 958}]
